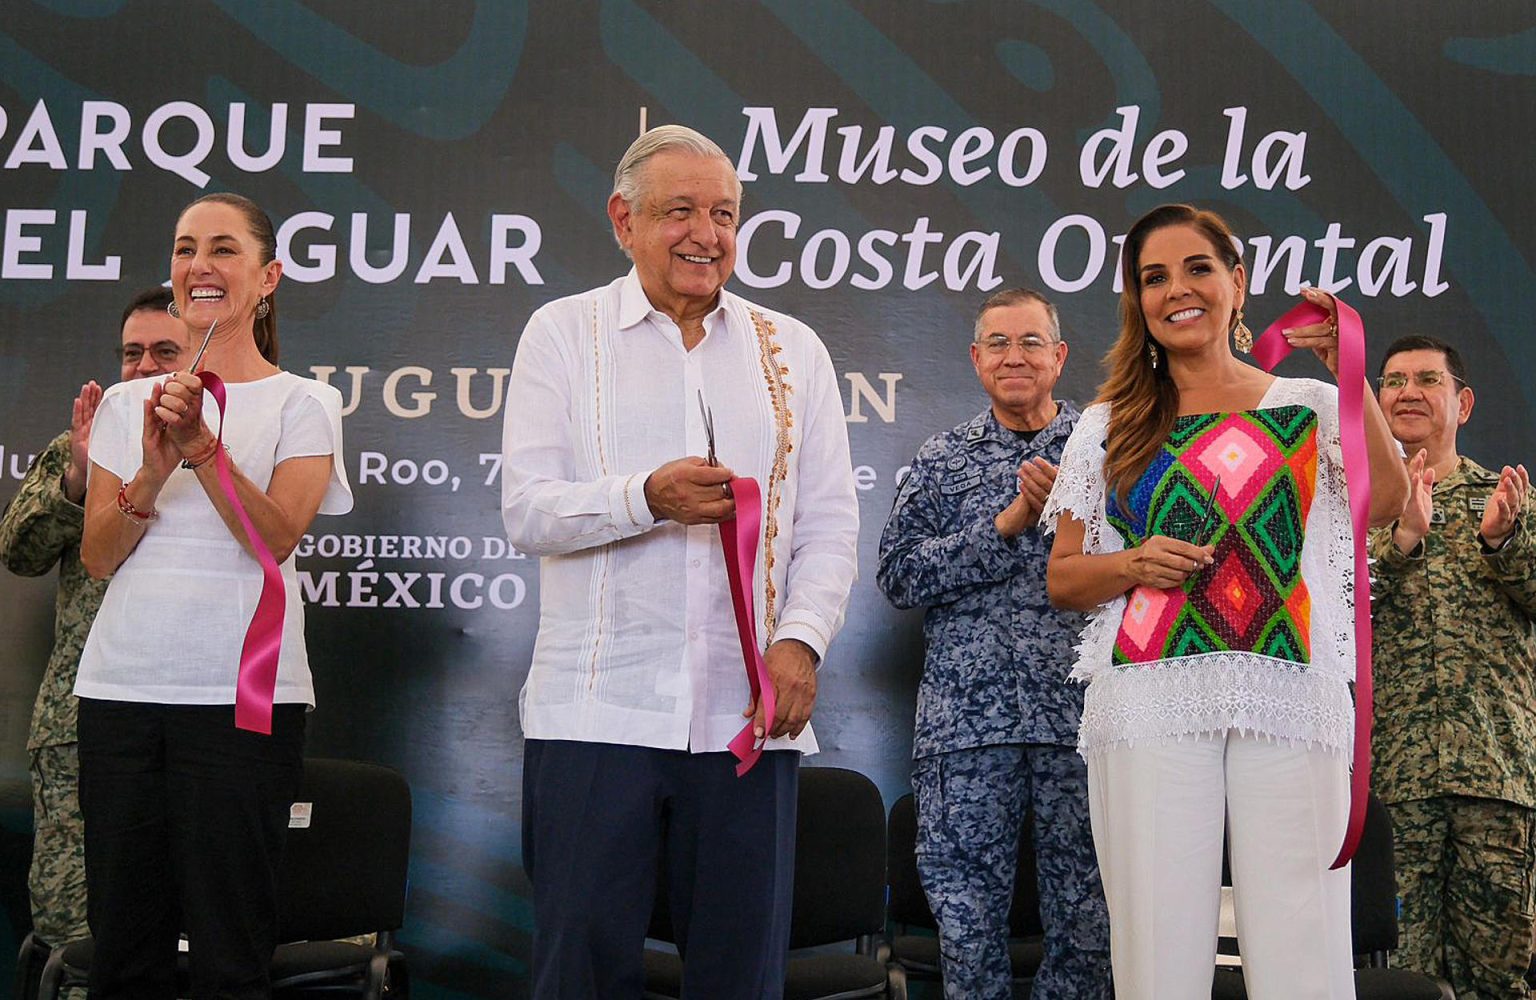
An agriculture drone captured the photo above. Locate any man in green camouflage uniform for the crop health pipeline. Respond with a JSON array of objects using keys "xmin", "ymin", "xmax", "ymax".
[
  {"xmin": 0, "ymin": 288, "xmax": 184, "ymax": 952},
  {"xmin": 1370, "ymin": 334, "xmax": 1536, "ymax": 1000}
]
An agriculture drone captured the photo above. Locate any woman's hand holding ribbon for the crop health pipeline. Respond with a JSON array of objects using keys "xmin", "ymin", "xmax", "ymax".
[
  {"xmin": 138, "ymin": 385, "xmax": 182, "ymax": 486},
  {"xmin": 154, "ymin": 371, "xmax": 216, "ymax": 459},
  {"xmin": 1284, "ymin": 287, "xmax": 1342, "ymax": 378}
]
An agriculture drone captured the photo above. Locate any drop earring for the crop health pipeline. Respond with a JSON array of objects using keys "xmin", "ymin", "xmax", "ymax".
[{"xmin": 1232, "ymin": 310, "xmax": 1253, "ymax": 354}]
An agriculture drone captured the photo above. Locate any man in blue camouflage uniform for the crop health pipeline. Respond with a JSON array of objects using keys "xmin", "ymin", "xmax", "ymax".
[
  {"xmin": 1370, "ymin": 335, "xmax": 1536, "ymax": 1000},
  {"xmin": 0, "ymin": 288, "xmax": 184, "ymax": 983},
  {"xmin": 878, "ymin": 288, "xmax": 1111, "ymax": 999}
]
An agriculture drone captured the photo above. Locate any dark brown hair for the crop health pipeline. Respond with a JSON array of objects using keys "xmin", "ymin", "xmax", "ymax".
[
  {"xmin": 177, "ymin": 192, "xmax": 280, "ymax": 363},
  {"xmin": 119, "ymin": 286, "xmax": 173, "ymax": 332},
  {"xmin": 1379, "ymin": 334, "xmax": 1468, "ymax": 387},
  {"xmin": 1098, "ymin": 203, "xmax": 1244, "ymax": 503}
]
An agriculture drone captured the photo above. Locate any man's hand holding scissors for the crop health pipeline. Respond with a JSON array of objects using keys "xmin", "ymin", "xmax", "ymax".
[{"xmin": 642, "ymin": 392, "xmax": 736, "ymax": 524}]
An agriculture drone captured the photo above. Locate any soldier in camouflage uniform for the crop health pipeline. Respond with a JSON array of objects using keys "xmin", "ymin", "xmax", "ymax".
[
  {"xmin": 0, "ymin": 287, "xmax": 185, "ymax": 952},
  {"xmin": 1370, "ymin": 334, "xmax": 1536, "ymax": 1000},
  {"xmin": 878, "ymin": 288, "xmax": 1111, "ymax": 999}
]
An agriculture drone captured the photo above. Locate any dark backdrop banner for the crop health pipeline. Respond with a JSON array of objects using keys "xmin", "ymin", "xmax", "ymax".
[{"xmin": 1, "ymin": 1, "xmax": 1531, "ymax": 994}]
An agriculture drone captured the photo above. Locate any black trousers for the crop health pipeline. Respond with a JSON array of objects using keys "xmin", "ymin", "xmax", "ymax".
[
  {"xmin": 522, "ymin": 739, "xmax": 799, "ymax": 1000},
  {"xmin": 77, "ymin": 699, "xmax": 306, "ymax": 1000}
]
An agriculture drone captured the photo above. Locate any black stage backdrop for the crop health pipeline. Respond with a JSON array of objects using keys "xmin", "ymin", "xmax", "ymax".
[{"xmin": 1, "ymin": 2, "xmax": 1532, "ymax": 994}]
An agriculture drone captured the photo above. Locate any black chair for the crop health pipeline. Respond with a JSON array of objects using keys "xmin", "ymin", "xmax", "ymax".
[
  {"xmin": 643, "ymin": 765, "xmax": 896, "ymax": 1000},
  {"xmin": 15, "ymin": 931, "xmax": 52, "ymax": 1000},
  {"xmin": 2, "ymin": 776, "xmax": 40, "ymax": 1000},
  {"xmin": 38, "ymin": 757, "xmax": 413, "ymax": 1000},
  {"xmin": 884, "ymin": 793, "xmax": 1043, "ymax": 995},
  {"xmin": 1211, "ymin": 792, "xmax": 1453, "ymax": 999}
]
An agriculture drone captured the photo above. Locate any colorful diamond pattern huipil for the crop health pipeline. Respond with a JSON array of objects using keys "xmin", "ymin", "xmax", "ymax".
[{"xmin": 1108, "ymin": 405, "xmax": 1319, "ymax": 666}]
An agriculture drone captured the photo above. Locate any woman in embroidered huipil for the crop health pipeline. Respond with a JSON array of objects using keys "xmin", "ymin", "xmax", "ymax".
[{"xmin": 1042, "ymin": 204, "xmax": 1408, "ymax": 999}]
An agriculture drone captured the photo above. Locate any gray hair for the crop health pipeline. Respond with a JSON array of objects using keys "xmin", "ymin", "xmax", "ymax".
[
  {"xmin": 612, "ymin": 125, "xmax": 737, "ymax": 206},
  {"xmin": 973, "ymin": 287, "xmax": 1062, "ymax": 342}
]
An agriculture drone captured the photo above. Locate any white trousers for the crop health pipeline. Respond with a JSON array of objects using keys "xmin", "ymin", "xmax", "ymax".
[{"xmin": 1085, "ymin": 732, "xmax": 1356, "ymax": 1000}]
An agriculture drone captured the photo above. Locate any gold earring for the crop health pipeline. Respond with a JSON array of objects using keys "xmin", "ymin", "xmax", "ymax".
[
  {"xmin": 1147, "ymin": 341, "xmax": 1160, "ymax": 369},
  {"xmin": 1233, "ymin": 310, "xmax": 1253, "ymax": 354}
]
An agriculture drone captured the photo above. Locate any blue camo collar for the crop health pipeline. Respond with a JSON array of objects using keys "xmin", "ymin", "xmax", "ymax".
[{"xmin": 968, "ymin": 400, "xmax": 1080, "ymax": 446}]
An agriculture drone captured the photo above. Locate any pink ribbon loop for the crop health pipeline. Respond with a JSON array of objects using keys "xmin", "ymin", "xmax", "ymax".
[
  {"xmin": 1252, "ymin": 298, "xmax": 1372, "ymax": 869},
  {"xmin": 198, "ymin": 372, "xmax": 286, "ymax": 735},
  {"xmin": 720, "ymin": 476, "xmax": 775, "ymax": 777}
]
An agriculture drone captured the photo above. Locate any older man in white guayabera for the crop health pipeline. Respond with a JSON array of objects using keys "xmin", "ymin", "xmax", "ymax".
[{"xmin": 500, "ymin": 124, "xmax": 859, "ymax": 999}]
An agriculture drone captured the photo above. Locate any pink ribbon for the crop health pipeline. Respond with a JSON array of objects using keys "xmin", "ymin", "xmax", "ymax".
[
  {"xmin": 1252, "ymin": 298, "xmax": 1372, "ymax": 869},
  {"xmin": 199, "ymin": 372, "xmax": 286, "ymax": 735},
  {"xmin": 721, "ymin": 477, "xmax": 775, "ymax": 777}
]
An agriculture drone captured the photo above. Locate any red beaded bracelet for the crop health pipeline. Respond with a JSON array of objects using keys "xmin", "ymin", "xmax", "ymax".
[
  {"xmin": 116, "ymin": 483, "xmax": 158, "ymax": 523},
  {"xmin": 180, "ymin": 437, "xmax": 222, "ymax": 470}
]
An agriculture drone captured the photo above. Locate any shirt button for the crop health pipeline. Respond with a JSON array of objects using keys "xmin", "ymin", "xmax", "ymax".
[
  {"xmin": 691, "ymin": 558, "xmax": 702, "ymax": 568},
  {"xmin": 689, "ymin": 628, "xmax": 700, "ymax": 641}
]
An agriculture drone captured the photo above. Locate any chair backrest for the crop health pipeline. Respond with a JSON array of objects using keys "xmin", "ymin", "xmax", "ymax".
[
  {"xmin": 788, "ymin": 766, "xmax": 887, "ymax": 949},
  {"xmin": 275, "ymin": 757, "xmax": 413, "ymax": 943},
  {"xmin": 886, "ymin": 792, "xmax": 1043, "ymax": 938},
  {"xmin": 885, "ymin": 793, "xmax": 931, "ymax": 928},
  {"xmin": 1349, "ymin": 792, "xmax": 1399, "ymax": 956}
]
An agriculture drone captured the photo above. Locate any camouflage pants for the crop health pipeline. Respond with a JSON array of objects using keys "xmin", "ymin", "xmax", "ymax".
[
  {"xmin": 1389, "ymin": 796, "xmax": 1536, "ymax": 1000},
  {"xmin": 912, "ymin": 744, "xmax": 1112, "ymax": 1000},
  {"xmin": 30, "ymin": 742, "xmax": 88, "ymax": 945}
]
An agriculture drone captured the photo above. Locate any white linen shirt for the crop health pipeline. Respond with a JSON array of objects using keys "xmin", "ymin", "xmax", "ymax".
[
  {"xmin": 76, "ymin": 372, "xmax": 353, "ymax": 707},
  {"xmin": 501, "ymin": 270, "xmax": 859, "ymax": 754}
]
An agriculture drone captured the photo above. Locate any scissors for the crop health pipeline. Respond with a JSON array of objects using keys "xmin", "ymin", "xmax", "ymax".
[
  {"xmin": 156, "ymin": 319, "xmax": 216, "ymax": 431},
  {"xmin": 697, "ymin": 390, "xmax": 731, "ymax": 500},
  {"xmin": 1191, "ymin": 474, "xmax": 1222, "ymax": 548},
  {"xmin": 696, "ymin": 390, "xmax": 717, "ymax": 467},
  {"xmin": 187, "ymin": 318, "xmax": 217, "ymax": 375}
]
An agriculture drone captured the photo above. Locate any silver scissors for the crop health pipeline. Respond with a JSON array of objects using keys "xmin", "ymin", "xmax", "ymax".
[
  {"xmin": 1185, "ymin": 475, "xmax": 1222, "ymax": 584},
  {"xmin": 697, "ymin": 389, "xmax": 717, "ymax": 467},
  {"xmin": 1192, "ymin": 474, "xmax": 1223, "ymax": 548},
  {"xmin": 186, "ymin": 318, "xmax": 217, "ymax": 375},
  {"xmin": 698, "ymin": 390, "xmax": 731, "ymax": 499}
]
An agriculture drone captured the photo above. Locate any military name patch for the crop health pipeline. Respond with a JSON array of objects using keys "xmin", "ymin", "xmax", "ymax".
[{"xmin": 939, "ymin": 474, "xmax": 982, "ymax": 495}]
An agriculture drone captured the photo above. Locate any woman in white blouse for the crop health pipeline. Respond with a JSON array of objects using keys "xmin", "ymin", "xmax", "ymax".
[
  {"xmin": 1042, "ymin": 203, "xmax": 1406, "ymax": 999},
  {"xmin": 78, "ymin": 193, "xmax": 352, "ymax": 998}
]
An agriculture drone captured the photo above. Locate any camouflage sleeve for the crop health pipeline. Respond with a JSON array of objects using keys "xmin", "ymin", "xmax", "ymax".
[
  {"xmin": 0, "ymin": 433, "xmax": 81, "ymax": 578},
  {"xmin": 1368, "ymin": 522, "xmax": 1423, "ymax": 572},
  {"xmin": 876, "ymin": 446, "xmax": 1028, "ymax": 610},
  {"xmin": 1482, "ymin": 500, "xmax": 1536, "ymax": 621}
]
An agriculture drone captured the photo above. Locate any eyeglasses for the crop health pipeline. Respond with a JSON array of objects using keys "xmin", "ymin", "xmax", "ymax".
[
  {"xmin": 1376, "ymin": 370, "xmax": 1466, "ymax": 391},
  {"xmin": 977, "ymin": 334, "xmax": 1057, "ymax": 356},
  {"xmin": 119, "ymin": 345, "xmax": 184, "ymax": 366}
]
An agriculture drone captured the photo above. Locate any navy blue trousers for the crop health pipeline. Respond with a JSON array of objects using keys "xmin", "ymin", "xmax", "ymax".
[{"xmin": 522, "ymin": 740, "xmax": 798, "ymax": 999}]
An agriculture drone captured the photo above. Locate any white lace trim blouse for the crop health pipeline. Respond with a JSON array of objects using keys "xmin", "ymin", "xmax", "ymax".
[{"xmin": 1042, "ymin": 377, "xmax": 1357, "ymax": 756}]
